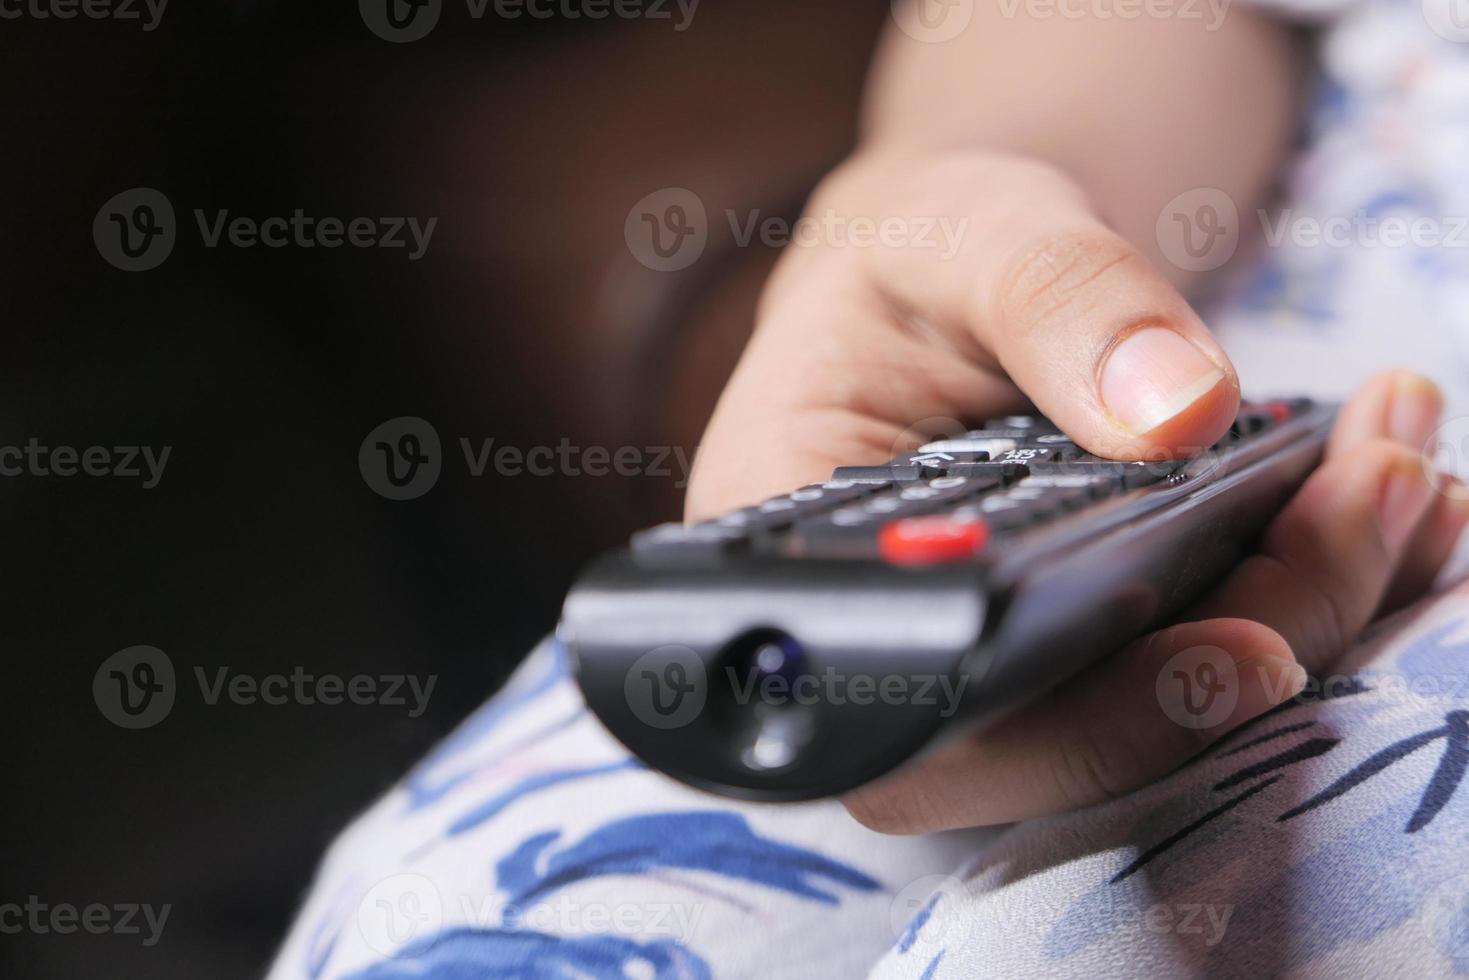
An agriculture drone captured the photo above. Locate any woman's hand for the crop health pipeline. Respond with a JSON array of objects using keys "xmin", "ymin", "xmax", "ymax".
[
  {"xmin": 687, "ymin": 149, "xmax": 1241, "ymax": 519},
  {"xmin": 839, "ymin": 370, "xmax": 1464, "ymax": 833},
  {"xmin": 683, "ymin": 150, "xmax": 1467, "ymax": 833}
]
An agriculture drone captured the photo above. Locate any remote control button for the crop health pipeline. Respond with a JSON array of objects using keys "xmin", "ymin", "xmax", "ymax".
[
  {"xmin": 831, "ymin": 464, "xmax": 924, "ymax": 482},
  {"xmin": 956, "ymin": 498, "xmax": 1030, "ymax": 534},
  {"xmin": 1231, "ymin": 407, "xmax": 1275, "ymax": 438},
  {"xmin": 1018, "ymin": 473, "xmax": 1119, "ymax": 499},
  {"xmin": 993, "ymin": 446, "xmax": 1082, "ymax": 466},
  {"xmin": 631, "ymin": 522, "xmax": 746, "ymax": 563},
  {"xmin": 946, "ymin": 461, "xmax": 1029, "ymax": 483},
  {"xmin": 916, "ymin": 437, "xmax": 1019, "ymax": 457},
  {"xmin": 897, "ymin": 474, "xmax": 999, "ymax": 504},
  {"xmin": 984, "ymin": 415, "xmax": 1058, "ymax": 433},
  {"xmin": 791, "ymin": 509, "xmax": 883, "ymax": 558},
  {"xmin": 895, "ymin": 450, "xmax": 994, "ymax": 478},
  {"xmin": 879, "ymin": 515, "xmax": 989, "ymax": 565},
  {"xmin": 1027, "ymin": 458, "xmax": 1182, "ymax": 489},
  {"xmin": 1033, "ymin": 432, "xmax": 1076, "ymax": 446}
]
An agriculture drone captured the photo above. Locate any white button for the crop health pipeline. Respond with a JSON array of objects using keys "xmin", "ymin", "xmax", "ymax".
[{"xmin": 917, "ymin": 438, "xmax": 1018, "ymax": 456}]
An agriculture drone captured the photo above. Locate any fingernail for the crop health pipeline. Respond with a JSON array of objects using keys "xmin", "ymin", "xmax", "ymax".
[
  {"xmin": 1386, "ymin": 374, "xmax": 1442, "ymax": 450},
  {"xmin": 1203, "ymin": 659, "xmax": 1307, "ymax": 740},
  {"xmin": 1380, "ymin": 462, "xmax": 1434, "ymax": 552},
  {"xmin": 1100, "ymin": 327, "xmax": 1226, "ymax": 435}
]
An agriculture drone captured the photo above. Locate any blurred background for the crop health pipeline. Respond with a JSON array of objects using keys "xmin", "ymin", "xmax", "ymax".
[{"xmin": 0, "ymin": 2, "xmax": 892, "ymax": 975}]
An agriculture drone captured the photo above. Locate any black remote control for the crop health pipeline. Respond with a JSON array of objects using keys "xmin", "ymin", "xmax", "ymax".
[{"xmin": 559, "ymin": 399, "xmax": 1335, "ymax": 801}]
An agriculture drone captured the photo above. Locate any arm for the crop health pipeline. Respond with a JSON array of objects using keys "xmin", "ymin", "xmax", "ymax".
[{"xmin": 863, "ymin": 3, "xmax": 1305, "ymax": 285}]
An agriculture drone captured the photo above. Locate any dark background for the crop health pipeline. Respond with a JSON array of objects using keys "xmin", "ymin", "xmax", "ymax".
[{"xmin": 1, "ymin": 2, "xmax": 889, "ymax": 976}]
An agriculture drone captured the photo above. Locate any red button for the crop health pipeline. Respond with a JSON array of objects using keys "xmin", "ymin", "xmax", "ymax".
[
  {"xmin": 1265, "ymin": 400, "xmax": 1292, "ymax": 424},
  {"xmin": 879, "ymin": 516, "xmax": 989, "ymax": 565}
]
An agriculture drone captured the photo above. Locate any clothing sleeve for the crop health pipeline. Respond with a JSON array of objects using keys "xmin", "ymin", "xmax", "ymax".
[
  {"xmin": 868, "ymin": 586, "xmax": 1469, "ymax": 979},
  {"xmin": 266, "ymin": 637, "xmax": 995, "ymax": 980}
]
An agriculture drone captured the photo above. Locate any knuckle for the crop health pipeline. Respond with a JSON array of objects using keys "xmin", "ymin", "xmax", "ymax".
[
  {"xmin": 993, "ymin": 231, "xmax": 1144, "ymax": 340},
  {"xmin": 1255, "ymin": 554, "xmax": 1355, "ymax": 668},
  {"xmin": 1348, "ymin": 436, "xmax": 1419, "ymax": 475},
  {"xmin": 1048, "ymin": 728, "xmax": 1148, "ymax": 810}
]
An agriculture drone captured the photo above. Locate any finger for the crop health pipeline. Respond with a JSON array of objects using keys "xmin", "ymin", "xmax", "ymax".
[
  {"xmin": 1380, "ymin": 481, "xmax": 1469, "ymax": 614},
  {"xmin": 687, "ymin": 152, "xmax": 1240, "ymax": 521},
  {"xmin": 1191, "ymin": 438, "xmax": 1437, "ymax": 673},
  {"xmin": 686, "ymin": 268, "xmax": 1026, "ymax": 519},
  {"xmin": 1325, "ymin": 369, "xmax": 1442, "ymax": 459},
  {"xmin": 844, "ymin": 618, "xmax": 1303, "ymax": 832},
  {"xmin": 1320, "ymin": 369, "xmax": 1456, "ymax": 614},
  {"xmin": 856, "ymin": 154, "xmax": 1241, "ymax": 459}
]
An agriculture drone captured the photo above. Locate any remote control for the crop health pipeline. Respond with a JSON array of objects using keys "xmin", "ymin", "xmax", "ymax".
[{"xmin": 559, "ymin": 399, "xmax": 1335, "ymax": 801}]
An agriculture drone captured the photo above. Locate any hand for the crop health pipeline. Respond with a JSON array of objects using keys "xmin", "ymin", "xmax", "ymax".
[
  {"xmin": 682, "ymin": 151, "xmax": 1467, "ymax": 832},
  {"xmin": 841, "ymin": 370, "xmax": 1466, "ymax": 832},
  {"xmin": 687, "ymin": 150, "xmax": 1242, "ymax": 521}
]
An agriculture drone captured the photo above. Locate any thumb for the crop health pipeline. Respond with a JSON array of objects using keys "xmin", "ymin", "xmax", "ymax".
[{"xmin": 869, "ymin": 157, "xmax": 1240, "ymax": 458}]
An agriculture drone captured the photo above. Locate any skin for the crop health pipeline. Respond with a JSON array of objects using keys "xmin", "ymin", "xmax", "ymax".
[{"xmin": 684, "ymin": 8, "xmax": 1469, "ymax": 832}]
